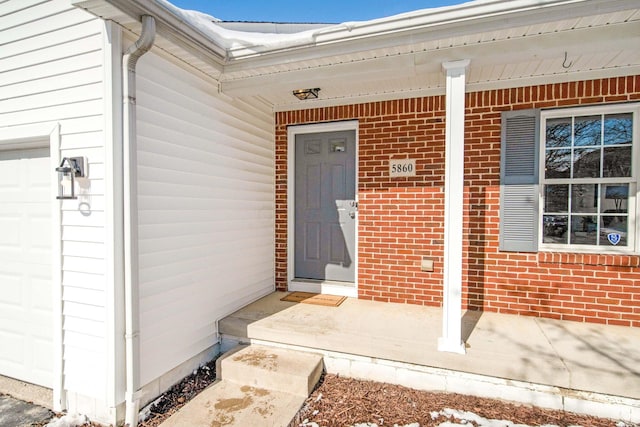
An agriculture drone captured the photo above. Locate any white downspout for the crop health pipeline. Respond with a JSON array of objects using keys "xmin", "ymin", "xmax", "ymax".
[{"xmin": 123, "ymin": 15, "xmax": 155, "ymax": 427}]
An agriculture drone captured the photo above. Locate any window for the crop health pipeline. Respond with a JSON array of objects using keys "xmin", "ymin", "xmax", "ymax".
[
  {"xmin": 499, "ymin": 103, "xmax": 638, "ymax": 254},
  {"xmin": 540, "ymin": 105, "xmax": 636, "ymax": 251}
]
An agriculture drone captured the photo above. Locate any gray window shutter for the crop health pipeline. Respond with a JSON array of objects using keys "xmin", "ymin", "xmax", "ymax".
[{"xmin": 499, "ymin": 109, "xmax": 540, "ymax": 252}]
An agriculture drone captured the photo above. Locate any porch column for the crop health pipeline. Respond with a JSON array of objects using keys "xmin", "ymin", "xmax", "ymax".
[{"xmin": 438, "ymin": 59, "xmax": 469, "ymax": 354}]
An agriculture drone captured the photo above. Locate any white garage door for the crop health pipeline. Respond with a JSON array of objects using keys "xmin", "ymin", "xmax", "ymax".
[{"xmin": 0, "ymin": 147, "xmax": 53, "ymax": 388}]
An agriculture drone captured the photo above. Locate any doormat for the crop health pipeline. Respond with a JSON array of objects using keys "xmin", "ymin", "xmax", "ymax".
[{"xmin": 281, "ymin": 292, "xmax": 346, "ymax": 307}]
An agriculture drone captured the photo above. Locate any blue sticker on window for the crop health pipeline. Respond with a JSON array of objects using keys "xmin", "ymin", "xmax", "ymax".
[{"xmin": 607, "ymin": 233, "xmax": 621, "ymax": 245}]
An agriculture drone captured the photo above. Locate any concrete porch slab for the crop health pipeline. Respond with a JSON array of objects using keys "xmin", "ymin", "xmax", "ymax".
[{"xmin": 219, "ymin": 291, "xmax": 640, "ymax": 402}]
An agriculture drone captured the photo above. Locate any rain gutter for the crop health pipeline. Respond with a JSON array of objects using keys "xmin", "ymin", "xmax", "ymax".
[
  {"xmin": 81, "ymin": 0, "xmax": 638, "ymax": 71},
  {"xmin": 222, "ymin": 0, "xmax": 640, "ymax": 62}
]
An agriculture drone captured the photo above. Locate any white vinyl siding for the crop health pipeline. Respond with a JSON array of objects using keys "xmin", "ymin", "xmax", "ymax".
[
  {"xmin": 0, "ymin": 0, "xmax": 107, "ymax": 402},
  {"xmin": 136, "ymin": 50, "xmax": 275, "ymax": 386}
]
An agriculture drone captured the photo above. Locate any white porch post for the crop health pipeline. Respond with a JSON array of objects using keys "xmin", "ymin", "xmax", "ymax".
[{"xmin": 438, "ymin": 59, "xmax": 469, "ymax": 354}]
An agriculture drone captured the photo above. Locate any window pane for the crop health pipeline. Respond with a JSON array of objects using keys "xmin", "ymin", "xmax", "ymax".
[
  {"xmin": 600, "ymin": 216, "xmax": 627, "ymax": 246},
  {"xmin": 546, "ymin": 118, "xmax": 572, "ymax": 148},
  {"xmin": 543, "ymin": 215, "xmax": 568, "ymax": 244},
  {"xmin": 544, "ymin": 184, "xmax": 568, "ymax": 212},
  {"xmin": 570, "ymin": 215, "xmax": 597, "ymax": 245},
  {"xmin": 571, "ymin": 184, "xmax": 598, "ymax": 213},
  {"xmin": 573, "ymin": 147, "xmax": 600, "ymax": 178},
  {"xmin": 604, "ymin": 113, "xmax": 632, "ymax": 146},
  {"xmin": 330, "ymin": 140, "xmax": 346, "ymax": 153},
  {"xmin": 545, "ymin": 148, "xmax": 571, "ymax": 178},
  {"xmin": 601, "ymin": 184, "xmax": 629, "ymax": 213},
  {"xmin": 603, "ymin": 146, "xmax": 632, "ymax": 177},
  {"xmin": 305, "ymin": 141, "xmax": 321, "ymax": 155},
  {"xmin": 574, "ymin": 115, "xmax": 601, "ymax": 146}
]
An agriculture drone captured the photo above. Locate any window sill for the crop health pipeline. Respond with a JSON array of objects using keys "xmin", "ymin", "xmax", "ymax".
[{"xmin": 538, "ymin": 252, "xmax": 640, "ymax": 267}]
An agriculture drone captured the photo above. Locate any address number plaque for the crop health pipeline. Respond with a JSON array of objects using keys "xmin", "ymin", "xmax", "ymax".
[{"xmin": 389, "ymin": 158, "xmax": 416, "ymax": 177}]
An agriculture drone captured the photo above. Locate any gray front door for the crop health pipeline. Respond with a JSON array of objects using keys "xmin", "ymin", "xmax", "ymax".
[{"xmin": 295, "ymin": 130, "xmax": 356, "ymax": 282}]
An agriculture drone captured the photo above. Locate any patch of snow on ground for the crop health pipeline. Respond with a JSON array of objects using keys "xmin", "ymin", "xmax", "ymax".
[
  {"xmin": 45, "ymin": 413, "xmax": 88, "ymax": 427},
  {"xmin": 435, "ymin": 408, "xmax": 560, "ymax": 427},
  {"xmin": 351, "ymin": 424, "xmax": 419, "ymax": 427},
  {"xmin": 139, "ymin": 394, "xmax": 164, "ymax": 422}
]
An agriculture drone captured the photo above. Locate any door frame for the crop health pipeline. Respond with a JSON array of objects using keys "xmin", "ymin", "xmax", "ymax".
[{"xmin": 287, "ymin": 120, "xmax": 359, "ymax": 297}]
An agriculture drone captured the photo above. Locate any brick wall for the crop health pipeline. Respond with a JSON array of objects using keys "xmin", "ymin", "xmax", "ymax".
[{"xmin": 275, "ymin": 76, "xmax": 640, "ymax": 327}]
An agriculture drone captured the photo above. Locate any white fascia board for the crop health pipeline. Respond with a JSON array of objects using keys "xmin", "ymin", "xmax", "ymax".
[
  {"xmin": 74, "ymin": 0, "xmax": 638, "ymax": 76},
  {"xmin": 223, "ymin": 0, "xmax": 640, "ymax": 69}
]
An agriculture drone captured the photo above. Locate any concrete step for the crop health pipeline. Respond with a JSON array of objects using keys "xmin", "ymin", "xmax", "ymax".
[
  {"xmin": 218, "ymin": 344, "xmax": 323, "ymax": 397},
  {"xmin": 159, "ymin": 345, "xmax": 324, "ymax": 427},
  {"xmin": 158, "ymin": 379, "xmax": 303, "ymax": 427}
]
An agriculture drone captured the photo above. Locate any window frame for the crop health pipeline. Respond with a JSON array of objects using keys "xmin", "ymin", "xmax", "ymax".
[{"xmin": 538, "ymin": 103, "xmax": 639, "ymax": 254}]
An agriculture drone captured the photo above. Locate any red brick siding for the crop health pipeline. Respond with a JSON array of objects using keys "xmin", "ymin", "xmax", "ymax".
[{"xmin": 275, "ymin": 76, "xmax": 640, "ymax": 327}]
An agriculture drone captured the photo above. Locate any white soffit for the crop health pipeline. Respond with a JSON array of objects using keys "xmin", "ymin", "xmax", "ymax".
[
  {"xmin": 72, "ymin": 0, "xmax": 640, "ymax": 109},
  {"xmin": 223, "ymin": 14, "xmax": 640, "ymax": 110}
]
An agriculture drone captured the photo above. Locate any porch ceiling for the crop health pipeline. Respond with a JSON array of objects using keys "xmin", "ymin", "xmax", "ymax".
[
  {"xmin": 222, "ymin": 15, "xmax": 640, "ymax": 110},
  {"xmin": 72, "ymin": 0, "xmax": 640, "ymax": 111}
]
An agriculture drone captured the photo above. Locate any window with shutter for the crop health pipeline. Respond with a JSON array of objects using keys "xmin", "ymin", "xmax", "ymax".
[{"xmin": 500, "ymin": 103, "xmax": 639, "ymax": 254}]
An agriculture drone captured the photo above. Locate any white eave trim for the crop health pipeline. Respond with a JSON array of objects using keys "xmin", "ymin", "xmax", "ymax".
[
  {"xmin": 224, "ymin": 0, "xmax": 640, "ymax": 64},
  {"xmin": 74, "ymin": 0, "xmax": 640, "ymax": 71}
]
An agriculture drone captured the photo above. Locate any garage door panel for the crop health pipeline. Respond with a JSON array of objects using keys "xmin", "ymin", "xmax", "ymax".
[
  {"xmin": 0, "ymin": 331, "xmax": 24, "ymax": 364},
  {"xmin": 31, "ymin": 275, "xmax": 53, "ymax": 312},
  {"xmin": 0, "ymin": 272, "xmax": 22, "ymax": 305},
  {"xmin": 33, "ymin": 337, "xmax": 53, "ymax": 372},
  {"xmin": 0, "ymin": 216, "xmax": 21, "ymax": 249},
  {"xmin": 29, "ymin": 216, "xmax": 52, "ymax": 251},
  {"xmin": 0, "ymin": 159, "xmax": 20, "ymax": 187},
  {"xmin": 0, "ymin": 146, "xmax": 53, "ymax": 388}
]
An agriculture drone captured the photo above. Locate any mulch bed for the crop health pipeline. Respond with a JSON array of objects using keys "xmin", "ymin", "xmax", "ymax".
[
  {"xmin": 40, "ymin": 361, "xmax": 635, "ymax": 427},
  {"xmin": 289, "ymin": 374, "xmax": 631, "ymax": 427},
  {"xmin": 138, "ymin": 357, "xmax": 219, "ymax": 427}
]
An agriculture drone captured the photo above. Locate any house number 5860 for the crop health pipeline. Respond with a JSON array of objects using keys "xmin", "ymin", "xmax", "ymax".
[{"xmin": 389, "ymin": 159, "xmax": 416, "ymax": 177}]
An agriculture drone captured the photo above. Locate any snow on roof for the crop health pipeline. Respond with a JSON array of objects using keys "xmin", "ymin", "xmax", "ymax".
[
  {"xmin": 157, "ymin": 0, "xmax": 330, "ymax": 50},
  {"xmin": 155, "ymin": 0, "xmax": 482, "ymax": 52}
]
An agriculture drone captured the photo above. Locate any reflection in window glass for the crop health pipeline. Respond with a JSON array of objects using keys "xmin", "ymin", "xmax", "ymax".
[
  {"xmin": 571, "ymin": 184, "xmax": 598, "ymax": 213},
  {"xmin": 603, "ymin": 146, "xmax": 632, "ymax": 177},
  {"xmin": 330, "ymin": 140, "xmax": 346, "ymax": 153},
  {"xmin": 546, "ymin": 117, "xmax": 572, "ymax": 148},
  {"xmin": 570, "ymin": 215, "xmax": 598, "ymax": 245},
  {"xmin": 545, "ymin": 148, "xmax": 571, "ymax": 178},
  {"xmin": 574, "ymin": 115, "xmax": 601, "ymax": 146},
  {"xmin": 573, "ymin": 148, "xmax": 600, "ymax": 178},
  {"xmin": 543, "ymin": 215, "xmax": 568, "ymax": 244},
  {"xmin": 604, "ymin": 113, "xmax": 632, "ymax": 145},
  {"xmin": 545, "ymin": 185, "xmax": 568, "ymax": 212}
]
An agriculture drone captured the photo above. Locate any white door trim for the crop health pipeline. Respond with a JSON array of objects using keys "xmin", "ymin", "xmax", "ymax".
[
  {"xmin": 287, "ymin": 120, "xmax": 359, "ymax": 298},
  {"xmin": 0, "ymin": 122, "xmax": 62, "ymax": 408}
]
